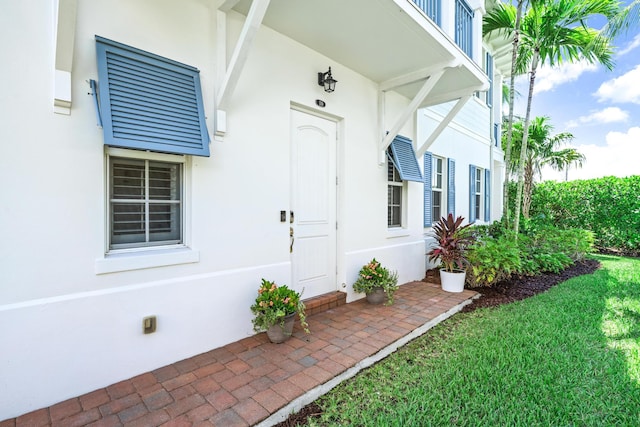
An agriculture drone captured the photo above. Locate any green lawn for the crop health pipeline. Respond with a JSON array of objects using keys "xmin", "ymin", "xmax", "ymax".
[{"xmin": 309, "ymin": 255, "xmax": 640, "ymax": 426}]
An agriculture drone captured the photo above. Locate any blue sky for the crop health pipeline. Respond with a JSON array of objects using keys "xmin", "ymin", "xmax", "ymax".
[{"xmin": 510, "ymin": 1, "xmax": 640, "ymax": 181}]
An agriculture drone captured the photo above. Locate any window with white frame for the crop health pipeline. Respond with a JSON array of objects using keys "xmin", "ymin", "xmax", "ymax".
[
  {"xmin": 388, "ymin": 161, "xmax": 403, "ymax": 228},
  {"xmin": 474, "ymin": 167, "xmax": 482, "ymax": 221},
  {"xmin": 432, "ymin": 156, "xmax": 444, "ymax": 223},
  {"xmin": 469, "ymin": 164, "xmax": 489, "ymax": 223},
  {"xmin": 424, "ymin": 153, "xmax": 455, "ymax": 227},
  {"xmin": 108, "ymin": 149, "xmax": 185, "ymax": 251}
]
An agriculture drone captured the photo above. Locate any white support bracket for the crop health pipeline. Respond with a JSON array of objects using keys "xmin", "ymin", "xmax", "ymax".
[
  {"xmin": 53, "ymin": 0, "xmax": 78, "ymax": 115},
  {"xmin": 216, "ymin": 0, "xmax": 270, "ymax": 111},
  {"xmin": 416, "ymin": 95, "xmax": 472, "ymax": 158},
  {"xmin": 378, "ymin": 68, "xmax": 446, "ymax": 164}
]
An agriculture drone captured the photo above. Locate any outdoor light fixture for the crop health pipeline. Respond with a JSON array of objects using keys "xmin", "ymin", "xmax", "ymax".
[{"xmin": 318, "ymin": 67, "xmax": 337, "ymax": 93}]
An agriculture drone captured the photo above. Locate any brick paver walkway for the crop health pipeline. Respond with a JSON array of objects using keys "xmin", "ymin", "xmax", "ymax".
[{"xmin": 1, "ymin": 282, "xmax": 477, "ymax": 427}]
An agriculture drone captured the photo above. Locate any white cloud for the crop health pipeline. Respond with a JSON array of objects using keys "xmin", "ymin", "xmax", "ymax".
[
  {"xmin": 542, "ymin": 127, "xmax": 640, "ymax": 181},
  {"xmin": 533, "ymin": 61, "xmax": 599, "ymax": 93},
  {"xmin": 566, "ymin": 107, "xmax": 629, "ymax": 128},
  {"xmin": 595, "ymin": 65, "xmax": 640, "ymax": 104},
  {"xmin": 618, "ymin": 33, "xmax": 640, "ymax": 56}
]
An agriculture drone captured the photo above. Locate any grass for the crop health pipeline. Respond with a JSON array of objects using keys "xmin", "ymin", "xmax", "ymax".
[{"xmin": 308, "ymin": 255, "xmax": 640, "ymax": 426}]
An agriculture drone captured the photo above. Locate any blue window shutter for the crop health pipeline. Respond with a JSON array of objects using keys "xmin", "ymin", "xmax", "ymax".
[
  {"xmin": 447, "ymin": 158, "xmax": 455, "ymax": 216},
  {"xmin": 485, "ymin": 169, "xmax": 491, "ymax": 221},
  {"xmin": 95, "ymin": 36, "xmax": 210, "ymax": 157},
  {"xmin": 424, "ymin": 152, "xmax": 433, "ymax": 227},
  {"xmin": 389, "ymin": 135, "xmax": 423, "ymax": 182},
  {"xmin": 469, "ymin": 164, "xmax": 476, "ymax": 222}
]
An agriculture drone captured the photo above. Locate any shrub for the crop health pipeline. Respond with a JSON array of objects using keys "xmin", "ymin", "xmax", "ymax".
[
  {"xmin": 466, "ymin": 235, "xmax": 522, "ymax": 287},
  {"xmin": 529, "ymin": 176, "xmax": 640, "ymax": 253}
]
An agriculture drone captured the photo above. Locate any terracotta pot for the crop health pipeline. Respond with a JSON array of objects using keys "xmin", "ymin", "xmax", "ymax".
[
  {"xmin": 440, "ymin": 269, "xmax": 466, "ymax": 293},
  {"xmin": 366, "ymin": 287, "xmax": 386, "ymax": 304},
  {"xmin": 266, "ymin": 313, "xmax": 295, "ymax": 343}
]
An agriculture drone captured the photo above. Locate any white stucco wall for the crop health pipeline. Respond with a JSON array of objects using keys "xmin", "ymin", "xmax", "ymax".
[{"xmin": 0, "ymin": 0, "xmax": 428, "ymax": 418}]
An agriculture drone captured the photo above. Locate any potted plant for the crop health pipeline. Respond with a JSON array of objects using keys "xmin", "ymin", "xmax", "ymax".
[
  {"xmin": 426, "ymin": 214, "xmax": 475, "ymax": 293},
  {"xmin": 250, "ymin": 279, "xmax": 309, "ymax": 343},
  {"xmin": 353, "ymin": 258, "xmax": 399, "ymax": 305}
]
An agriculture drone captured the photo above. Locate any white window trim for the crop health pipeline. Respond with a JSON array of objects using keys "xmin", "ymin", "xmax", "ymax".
[{"xmin": 95, "ymin": 147, "xmax": 198, "ymax": 274}]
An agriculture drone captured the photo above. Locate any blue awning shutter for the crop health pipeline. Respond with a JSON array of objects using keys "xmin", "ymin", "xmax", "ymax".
[
  {"xmin": 423, "ymin": 152, "xmax": 433, "ymax": 227},
  {"xmin": 388, "ymin": 135, "xmax": 423, "ymax": 182},
  {"xmin": 447, "ymin": 158, "xmax": 455, "ymax": 216},
  {"xmin": 95, "ymin": 36, "xmax": 210, "ymax": 157}
]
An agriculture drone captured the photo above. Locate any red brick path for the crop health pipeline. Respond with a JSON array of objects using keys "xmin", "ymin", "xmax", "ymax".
[{"xmin": 1, "ymin": 282, "xmax": 476, "ymax": 427}]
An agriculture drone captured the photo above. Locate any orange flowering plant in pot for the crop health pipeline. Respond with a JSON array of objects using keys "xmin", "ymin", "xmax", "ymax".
[
  {"xmin": 250, "ymin": 279, "xmax": 309, "ymax": 342},
  {"xmin": 353, "ymin": 258, "xmax": 399, "ymax": 305}
]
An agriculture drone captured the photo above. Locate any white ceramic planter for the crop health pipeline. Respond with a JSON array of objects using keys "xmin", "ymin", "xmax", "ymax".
[{"xmin": 440, "ymin": 269, "xmax": 466, "ymax": 293}]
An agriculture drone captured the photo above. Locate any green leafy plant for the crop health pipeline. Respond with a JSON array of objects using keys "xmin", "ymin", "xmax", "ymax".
[
  {"xmin": 250, "ymin": 279, "xmax": 309, "ymax": 334},
  {"xmin": 466, "ymin": 236, "xmax": 522, "ymax": 288},
  {"xmin": 427, "ymin": 214, "xmax": 475, "ymax": 272},
  {"xmin": 353, "ymin": 258, "xmax": 399, "ymax": 305},
  {"xmin": 528, "ymin": 176, "xmax": 640, "ymax": 255}
]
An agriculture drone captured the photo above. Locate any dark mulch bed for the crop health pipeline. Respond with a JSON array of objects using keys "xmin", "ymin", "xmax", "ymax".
[
  {"xmin": 275, "ymin": 258, "xmax": 601, "ymax": 426},
  {"xmin": 461, "ymin": 258, "xmax": 601, "ymax": 312}
]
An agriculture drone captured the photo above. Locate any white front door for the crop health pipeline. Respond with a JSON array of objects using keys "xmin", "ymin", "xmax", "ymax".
[{"xmin": 290, "ymin": 109, "xmax": 337, "ymax": 299}]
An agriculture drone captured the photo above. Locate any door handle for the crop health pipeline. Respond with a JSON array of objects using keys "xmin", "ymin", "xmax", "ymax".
[
  {"xmin": 290, "ymin": 210, "xmax": 295, "ymax": 224},
  {"xmin": 290, "ymin": 227, "xmax": 294, "ymax": 253}
]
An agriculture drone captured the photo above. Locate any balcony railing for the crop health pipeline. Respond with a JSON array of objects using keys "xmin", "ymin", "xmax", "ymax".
[
  {"xmin": 455, "ymin": 0, "xmax": 473, "ymax": 57},
  {"xmin": 412, "ymin": 0, "xmax": 440, "ymax": 26}
]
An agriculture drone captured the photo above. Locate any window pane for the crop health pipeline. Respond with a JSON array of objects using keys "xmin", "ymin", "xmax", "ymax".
[
  {"xmin": 111, "ymin": 202, "xmax": 145, "ymax": 244},
  {"xmin": 149, "ymin": 203, "xmax": 181, "ymax": 242},
  {"xmin": 112, "ymin": 159, "xmax": 145, "ymax": 199},
  {"xmin": 387, "ymin": 185, "xmax": 402, "ymax": 227},
  {"xmin": 149, "ymin": 162, "xmax": 180, "ymax": 200},
  {"xmin": 432, "ymin": 191, "xmax": 441, "ymax": 223},
  {"xmin": 475, "ymin": 194, "xmax": 481, "ymax": 219}
]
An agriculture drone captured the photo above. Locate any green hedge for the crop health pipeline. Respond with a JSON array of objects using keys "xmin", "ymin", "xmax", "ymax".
[{"xmin": 529, "ymin": 176, "xmax": 640, "ymax": 253}]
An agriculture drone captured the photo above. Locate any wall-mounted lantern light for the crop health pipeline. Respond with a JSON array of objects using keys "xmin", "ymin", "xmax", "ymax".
[{"xmin": 318, "ymin": 67, "xmax": 337, "ymax": 93}]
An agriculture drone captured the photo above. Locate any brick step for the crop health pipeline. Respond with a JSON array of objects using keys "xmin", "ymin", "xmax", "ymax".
[{"xmin": 302, "ymin": 291, "xmax": 347, "ymax": 317}]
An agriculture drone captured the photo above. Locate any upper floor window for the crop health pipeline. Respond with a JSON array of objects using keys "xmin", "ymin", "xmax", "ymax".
[{"xmin": 455, "ymin": 0, "xmax": 474, "ymax": 58}]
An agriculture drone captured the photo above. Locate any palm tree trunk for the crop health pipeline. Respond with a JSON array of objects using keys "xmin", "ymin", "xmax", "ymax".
[
  {"xmin": 502, "ymin": 0, "xmax": 526, "ymax": 227},
  {"xmin": 523, "ymin": 159, "xmax": 534, "ymax": 219},
  {"xmin": 513, "ymin": 50, "xmax": 539, "ymax": 235}
]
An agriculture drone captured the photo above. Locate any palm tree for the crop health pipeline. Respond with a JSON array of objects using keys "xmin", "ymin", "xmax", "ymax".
[
  {"xmin": 603, "ymin": 0, "xmax": 640, "ymax": 37},
  {"xmin": 507, "ymin": 116, "xmax": 585, "ymax": 218},
  {"xmin": 484, "ymin": 0, "xmax": 618, "ymax": 236},
  {"xmin": 484, "ymin": 0, "xmax": 530, "ymax": 227}
]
